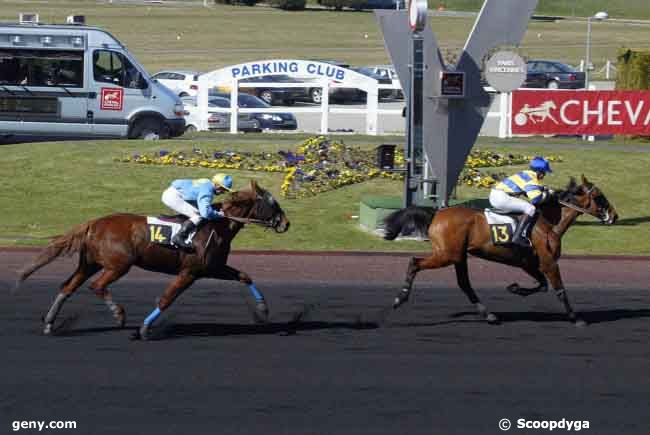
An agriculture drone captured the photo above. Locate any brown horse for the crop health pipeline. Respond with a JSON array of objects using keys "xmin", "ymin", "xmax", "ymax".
[
  {"xmin": 384, "ymin": 175, "xmax": 618, "ymax": 326},
  {"xmin": 16, "ymin": 181, "xmax": 290, "ymax": 339}
]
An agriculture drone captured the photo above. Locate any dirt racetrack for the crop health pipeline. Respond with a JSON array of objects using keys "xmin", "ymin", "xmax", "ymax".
[{"xmin": 1, "ymin": 250, "xmax": 649, "ymax": 434}]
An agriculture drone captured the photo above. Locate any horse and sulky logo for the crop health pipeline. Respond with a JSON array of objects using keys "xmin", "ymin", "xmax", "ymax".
[
  {"xmin": 514, "ymin": 101, "xmax": 559, "ymax": 126},
  {"xmin": 100, "ymin": 88, "xmax": 124, "ymax": 111}
]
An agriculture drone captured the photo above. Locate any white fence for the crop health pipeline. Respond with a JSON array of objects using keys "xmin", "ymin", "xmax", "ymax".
[{"xmin": 195, "ymin": 60, "xmax": 403, "ymax": 135}]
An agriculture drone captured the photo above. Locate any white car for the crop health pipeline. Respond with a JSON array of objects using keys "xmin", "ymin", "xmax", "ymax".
[
  {"xmin": 151, "ymin": 70, "xmax": 201, "ymax": 97},
  {"xmin": 367, "ymin": 65, "xmax": 403, "ymax": 99}
]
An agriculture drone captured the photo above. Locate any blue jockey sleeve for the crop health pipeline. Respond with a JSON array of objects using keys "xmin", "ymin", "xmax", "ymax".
[{"xmin": 196, "ymin": 182, "xmax": 219, "ymax": 220}]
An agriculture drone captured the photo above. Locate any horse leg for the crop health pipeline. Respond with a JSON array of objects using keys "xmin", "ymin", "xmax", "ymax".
[
  {"xmin": 88, "ymin": 268, "xmax": 130, "ymax": 328},
  {"xmin": 137, "ymin": 273, "xmax": 196, "ymax": 340},
  {"xmin": 211, "ymin": 265, "xmax": 269, "ymax": 324},
  {"xmin": 454, "ymin": 259, "xmax": 498, "ymax": 324},
  {"xmin": 393, "ymin": 254, "xmax": 451, "ymax": 309},
  {"xmin": 507, "ymin": 265, "xmax": 549, "ymax": 297},
  {"xmin": 540, "ymin": 261, "xmax": 585, "ymax": 326},
  {"xmin": 43, "ymin": 262, "xmax": 100, "ymax": 335}
]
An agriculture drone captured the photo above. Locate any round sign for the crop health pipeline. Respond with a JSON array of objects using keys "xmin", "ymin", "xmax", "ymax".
[
  {"xmin": 408, "ymin": 0, "xmax": 428, "ymax": 32},
  {"xmin": 484, "ymin": 51, "xmax": 527, "ymax": 92}
]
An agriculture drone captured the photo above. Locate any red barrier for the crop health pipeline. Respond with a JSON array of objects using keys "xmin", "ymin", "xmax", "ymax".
[{"xmin": 511, "ymin": 90, "xmax": 650, "ymax": 135}]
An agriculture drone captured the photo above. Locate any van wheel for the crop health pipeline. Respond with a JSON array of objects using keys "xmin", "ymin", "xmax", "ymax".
[
  {"xmin": 131, "ymin": 118, "xmax": 169, "ymax": 140},
  {"xmin": 179, "ymin": 92, "xmax": 189, "ymax": 97}
]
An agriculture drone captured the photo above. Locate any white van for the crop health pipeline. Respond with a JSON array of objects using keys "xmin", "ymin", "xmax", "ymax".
[{"xmin": 0, "ymin": 21, "xmax": 185, "ymax": 138}]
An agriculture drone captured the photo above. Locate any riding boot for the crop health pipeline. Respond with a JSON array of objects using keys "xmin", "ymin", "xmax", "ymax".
[
  {"xmin": 512, "ymin": 212, "xmax": 538, "ymax": 248},
  {"xmin": 171, "ymin": 219, "xmax": 196, "ymax": 250}
]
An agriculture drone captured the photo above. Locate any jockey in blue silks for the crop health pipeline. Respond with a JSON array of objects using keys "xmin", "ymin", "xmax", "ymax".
[
  {"xmin": 161, "ymin": 173, "xmax": 233, "ymax": 249},
  {"xmin": 489, "ymin": 157, "xmax": 553, "ymax": 247}
]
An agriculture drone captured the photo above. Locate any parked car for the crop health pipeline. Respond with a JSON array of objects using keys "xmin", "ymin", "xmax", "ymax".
[
  {"xmin": 151, "ymin": 70, "xmax": 201, "ymax": 97},
  {"xmin": 302, "ymin": 60, "xmax": 351, "ymax": 104},
  {"xmin": 238, "ymin": 74, "xmax": 309, "ymax": 106},
  {"xmin": 182, "ymin": 96, "xmax": 259, "ymax": 132},
  {"xmin": 353, "ymin": 66, "xmax": 394, "ymax": 100},
  {"xmin": 366, "ymin": 64, "xmax": 403, "ymax": 99},
  {"xmin": 183, "ymin": 94, "xmax": 297, "ymax": 132},
  {"xmin": 524, "ymin": 60, "xmax": 585, "ymax": 89}
]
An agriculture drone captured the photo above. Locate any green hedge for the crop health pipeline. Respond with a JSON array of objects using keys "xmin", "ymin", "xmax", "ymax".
[
  {"xmin": 616, "ymin": 48, "xmax": 650, "ymax": 90},
  {"xmin": 318, "ymin": 0, "xmax": 365, "ymax": 10},
  {"xmin": 270, "ymin": 0, "xmax": 307, "ymax": 10},
  {"xmin": 214, "ymin": 0, "xmax": 259, "ymax": 5}
]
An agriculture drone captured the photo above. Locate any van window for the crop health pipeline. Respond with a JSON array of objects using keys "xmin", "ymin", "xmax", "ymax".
[
  {"xmin": 93, "ymin": 50, "xmax": 147, "ymax": 90},
  {"xmin": 0, "ymin": 49, "xmax": 83, "ymax": 88}
]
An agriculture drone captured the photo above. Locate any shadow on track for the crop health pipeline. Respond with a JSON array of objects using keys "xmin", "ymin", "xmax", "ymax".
[
  {"xmin": 155, "ymin": 319, "xmax": 379, "ymax": 340},
  {"xmin": 390, "ymin": 308, "xmax": 650, "ymax": 327}
]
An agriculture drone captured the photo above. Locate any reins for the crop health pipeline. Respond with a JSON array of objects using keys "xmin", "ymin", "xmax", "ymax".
[
  {"xmin": 558, "ymin": 200, "xmax": 595, "ymax": 217},
  {"xmin": 224, "ymin": 215, "xmax": 274, "ymax": 227}
]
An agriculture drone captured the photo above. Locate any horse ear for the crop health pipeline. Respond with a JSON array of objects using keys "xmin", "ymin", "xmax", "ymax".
[
  {"xmin": 249, "ymin": 179, "xmax": 258, "ymax": 192},
  {"xmin": 581, "ymin": 174, "xmax": 589, "ymax": 185},
  {"xmin": 567, "ymin": 176, "xmax": 577, "ymax": 190}
]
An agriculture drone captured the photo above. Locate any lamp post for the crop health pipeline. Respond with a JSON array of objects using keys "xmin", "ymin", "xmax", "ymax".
[{"xmin": 585, "ymin": 11, "xmax": 608, "ymax": 89}]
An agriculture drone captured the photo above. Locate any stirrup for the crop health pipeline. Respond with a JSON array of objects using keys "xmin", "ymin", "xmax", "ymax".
[{"xmin": 171, "ymin": 234, "xmax": 193, "ymax": 250}]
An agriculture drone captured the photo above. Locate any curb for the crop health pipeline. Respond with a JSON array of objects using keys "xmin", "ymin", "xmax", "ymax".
[{"xmin": 1, "ymin": 246, "xmax": 649, "ymax": 261}]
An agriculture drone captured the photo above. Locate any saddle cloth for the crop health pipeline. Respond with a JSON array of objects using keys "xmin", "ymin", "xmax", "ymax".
[
  {"xmin": 483, "ymin": 209, "xmax": 518, "ymax": 234},
  {"xmin": 146, "ymin": 216, "xmax": 195, "ymax": 247}
]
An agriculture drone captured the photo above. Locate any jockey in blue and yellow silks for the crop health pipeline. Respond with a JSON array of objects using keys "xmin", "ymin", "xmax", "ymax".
[
  {"xmin": 161, "ymin": 173, "xmax": 233, "ymax": 249},
  {"xmin": 489, "ymin": 157, "xmax": 553, "ymax": 247}
]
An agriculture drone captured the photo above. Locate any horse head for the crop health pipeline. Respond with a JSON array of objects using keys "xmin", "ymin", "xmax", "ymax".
[
  {"xmin": 559, "ymin": 175, "xmax": 619, "ymax": 225},
  {"xmin": 222, "ymin": 180, "xmax": 290, "ymax": 233}
]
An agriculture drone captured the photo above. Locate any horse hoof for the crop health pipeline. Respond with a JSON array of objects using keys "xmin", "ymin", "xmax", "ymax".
[
  {"xmin": 486, "ymin": 313, "xmax": 499, "ymax": 324},
  {"xmin": 393, "ymin": 289, "xmax": 410, "ymax": 309},
  {"xmin": 253, "ymin": 302, "xmax": 269, "ymax": 324},
  {"xmin": 114, "ymin": 305, "xmax": 126, "ymax": 328},
  {"xmin": 575, "ymin": 319, "xmax": 588, "ymax": 328},
  {"xmin": 507, "ymin": 283, "xmax": 520, "ymax": 294},
  {"xmin": 43, "ymin": 323, "xmax": 53, "ymax": 335}
]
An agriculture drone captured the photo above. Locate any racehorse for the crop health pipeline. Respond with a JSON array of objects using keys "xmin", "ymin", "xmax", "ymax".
[
  {"xmin": 16, "ymin": 181, "xmax": 290, "ymax": 339},
  {"xmin": 383, "ymin": 175, "xmax": 618, "ymax": 326}
]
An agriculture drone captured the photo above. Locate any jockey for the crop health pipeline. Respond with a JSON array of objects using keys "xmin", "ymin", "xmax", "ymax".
[
  {"xmin": 489, "ymin": 156, "xmax": 553, "ymax": 247},
  {"xmin": 161, "ymin": 173, "xmax": 233, "ymax": 249}
]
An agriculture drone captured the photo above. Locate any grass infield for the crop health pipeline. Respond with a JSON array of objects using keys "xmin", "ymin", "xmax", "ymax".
[{"xmin": 1, "ymin": 134, "xmax": 648, "ymax": 255}]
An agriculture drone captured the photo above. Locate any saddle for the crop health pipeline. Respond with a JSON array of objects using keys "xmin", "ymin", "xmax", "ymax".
[
  {"xmin": 483, "ymin": 209, "xmax": 526, "ymax": 246},
  {"xmin": 146, "ymin": 216, "xmax": 197, "ymax": 250}
]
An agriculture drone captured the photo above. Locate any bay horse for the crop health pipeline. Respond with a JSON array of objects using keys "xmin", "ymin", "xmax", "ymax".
[
  {"xmin": 16, "ymin": 180, "xmax": 290, "ymax": 339},
  {"xmin": 384, "ymin": 175, "xmax": 618, "ymax": 326}
]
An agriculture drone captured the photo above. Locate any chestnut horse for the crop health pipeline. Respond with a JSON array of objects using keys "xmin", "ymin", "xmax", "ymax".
[
  {"xmin": 384, "ymin": 176, "xmax": 618, "ymax": 326},
  {"xmin": 16, "ymin": 181, "xmax": 290, "ymax": 339}
]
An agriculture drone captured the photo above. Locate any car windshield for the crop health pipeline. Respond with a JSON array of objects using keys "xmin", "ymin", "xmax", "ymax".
[
  {"xmin": 553, "ymin": 62, "xmax": 574, "ymax": 73},
  {"xmin": 238, "ymin": 94, "xmax": 270, "ymax": 108},
  {"xmin": 209, "ymin": 97, "xmax": 229, "ymax": 108}
]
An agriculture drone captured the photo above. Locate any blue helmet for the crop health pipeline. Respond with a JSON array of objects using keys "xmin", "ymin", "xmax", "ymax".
[{"xmin": 529, "ymin": 156, "xmax": 552, "ymax": 174}]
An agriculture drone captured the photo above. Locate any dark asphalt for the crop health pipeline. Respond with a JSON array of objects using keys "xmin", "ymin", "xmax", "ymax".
[{"xmin": 1, "ymin": 253, "xmax": 649, "ymax": 435}]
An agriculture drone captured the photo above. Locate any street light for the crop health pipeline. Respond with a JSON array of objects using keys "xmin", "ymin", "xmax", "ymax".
[{"xmin": 585, "ymin": 11, "xmax": 608, "ymax": 89}]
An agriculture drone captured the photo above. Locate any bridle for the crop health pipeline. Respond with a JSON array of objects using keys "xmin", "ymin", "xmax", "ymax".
[
  {"xmin": 224, "ymin": 191, "xmax": 283, "ymax": 231},
  {"xmin": 558, "ymin": 185, "xmax": 610, "ymax": 223}
]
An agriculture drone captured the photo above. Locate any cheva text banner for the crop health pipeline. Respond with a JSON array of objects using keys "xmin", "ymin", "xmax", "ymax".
[{"xmin": 511, "ymin": 90, "xmax": 650, "ymax": 135}]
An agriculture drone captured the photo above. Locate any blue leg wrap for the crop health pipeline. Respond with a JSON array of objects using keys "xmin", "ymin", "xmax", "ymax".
[
  {"xmin": 248, "ymin": 284, "xmax": 264, "ymax": 302},
  {"xmin": 143, "ymin": 307, "xmax": 161, "ymax": 326}
]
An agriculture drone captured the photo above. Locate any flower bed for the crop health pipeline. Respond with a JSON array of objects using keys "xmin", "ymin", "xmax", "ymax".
[{"xmin": 115, "ymin": 136, "xmax": 562, "ymax": 198}]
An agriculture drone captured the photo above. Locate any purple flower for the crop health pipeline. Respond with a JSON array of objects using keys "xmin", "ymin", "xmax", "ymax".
[{"xmin": 159, "ymin": 150, "xmax": 169, "ymax": 157}]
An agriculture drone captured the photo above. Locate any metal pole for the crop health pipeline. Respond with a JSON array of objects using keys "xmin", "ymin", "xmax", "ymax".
[
  {"xmin": 585, "ymin": 17, "xmax": 592, "ymax": 89},
  {"xmin": 405, "ymin": 32, "xmax": 424, "ymax": 208}
]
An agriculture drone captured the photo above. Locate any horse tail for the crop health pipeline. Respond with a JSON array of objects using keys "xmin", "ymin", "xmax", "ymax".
[
  {"xmin": 15, "ymin": 221, "xmax": 93, "ymax": 289},
  {"xmin": 383, "ymin": 206, "xmax": 436, "ymax": 241}
]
